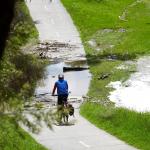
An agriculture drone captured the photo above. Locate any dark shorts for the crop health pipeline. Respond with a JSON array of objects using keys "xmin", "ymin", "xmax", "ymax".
[{"xmin": 58, "ymin": 95, "xmax": 68, "ymax": 105}]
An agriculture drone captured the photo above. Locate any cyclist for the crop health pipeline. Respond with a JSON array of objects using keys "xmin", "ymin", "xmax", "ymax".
[{"xmin": 52, "ymin": 74, "xmax": 69, "ymax": 106}]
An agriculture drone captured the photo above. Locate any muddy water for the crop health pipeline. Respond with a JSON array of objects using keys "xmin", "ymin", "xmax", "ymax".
[{"xmin": 35, "ymin": 62, "xmax": 91, "ymax": 97}]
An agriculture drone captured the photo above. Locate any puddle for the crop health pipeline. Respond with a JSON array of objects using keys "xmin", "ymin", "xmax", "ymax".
[{"xmin": 35, "ymin": 61, "xmax": 91, "ymax": 97}]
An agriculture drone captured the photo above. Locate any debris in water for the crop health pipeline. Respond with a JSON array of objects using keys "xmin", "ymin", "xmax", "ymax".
[{"xmin": 63, "ymin": 66, "xmax": 89, "ymax": 72}]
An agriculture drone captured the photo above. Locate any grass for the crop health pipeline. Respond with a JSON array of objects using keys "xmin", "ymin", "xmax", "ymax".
[
  {"xmin": 62, "ymin": 0, "xmax": 150, "ymax": 56},
  {"xmin": 61, "ymin": 0, "xmax": 149, "ymax": 100},
  {"xmin": 61, "ymin": 0, "xmax": 150, "ymax": 149},
  {"xmin": 0, "ymin": 116, "xmax": 48, "ymax": 150},
  {"xmin": 80, "ymin": 103, "xmax": 150, "ymax": 150},
  {"xmin": 87, "ymin": 59, "xmax": 133, "ymax": 100}
]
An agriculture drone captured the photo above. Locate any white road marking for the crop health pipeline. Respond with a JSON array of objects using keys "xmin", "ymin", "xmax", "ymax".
[{"xmin": 79, "ymin": 141, "xmax": 91, "ymax": 148}]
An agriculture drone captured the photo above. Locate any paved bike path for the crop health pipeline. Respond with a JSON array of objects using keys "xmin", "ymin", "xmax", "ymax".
[
  {"xmin": 29, "ymin": 103, "xmax": 136, "ymax": 150},
  {"xmin": 26, "ymin": 0, "xmax": 137, "ymax": 149}
]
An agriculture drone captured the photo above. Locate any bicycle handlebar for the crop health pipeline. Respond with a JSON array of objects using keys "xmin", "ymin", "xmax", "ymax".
[{"xmin": 52, "ymin": 94, "xmax": 58, "ymax": 96}]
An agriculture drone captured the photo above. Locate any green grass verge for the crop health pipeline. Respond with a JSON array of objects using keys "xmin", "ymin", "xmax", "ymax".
[
  {"xmin": 0, "ymin": 117, "xmax": 47, "ymax": 150},
  {"xmin": 61, "ymin": 0, "xmax": 150, "ymax": 149},
  {"xmin": 80, "ymin": 103, "xmax": 150, "ymax": 150},
  {"xmin": 62, "ymin": 0, "xmax": 150, "ymax": 56}
]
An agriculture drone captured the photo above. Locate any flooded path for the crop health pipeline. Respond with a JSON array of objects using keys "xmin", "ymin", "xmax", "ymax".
[
  {"xmin": 26, "ymin": 0, "xmax": 85, "ymax": 61},
  {"xmin": 26, "ymin": 0, "xmax": 136, "ymax": 150},
  {"xmin": 35, "ymin": 62, "xmax": 91, "ymax": 97}
]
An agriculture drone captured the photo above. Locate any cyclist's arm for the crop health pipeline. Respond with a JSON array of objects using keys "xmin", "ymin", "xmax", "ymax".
[
  {"xmin": 67, "ymin": 83, "xmax": 68, "ymax": 90},
  {"xmin": 66, "ymin": 81, "xmax": 69, "ymax": 94},
  {"xmin": 52, "ymin": 83, "xmax": 57, "ymax": 95}
]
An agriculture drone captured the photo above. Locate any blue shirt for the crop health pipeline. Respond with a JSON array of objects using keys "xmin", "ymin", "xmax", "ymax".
[{"xmin": 55, "ymin": 79, "xmax": 68, "ymax": 95}]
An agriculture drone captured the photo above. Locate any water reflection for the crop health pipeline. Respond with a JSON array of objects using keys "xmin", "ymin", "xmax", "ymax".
[{"xmin": 35, "ymin": 62, "xmax": 91, "ymax": 96}]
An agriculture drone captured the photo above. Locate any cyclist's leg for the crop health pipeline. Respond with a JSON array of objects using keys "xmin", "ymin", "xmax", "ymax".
[
  {"xmin": 62, "ymin": 95, "xmax": 68, "ymax": 106},
  {"xmin": 58, "ymin": 95, "xmax": 63, "ymax": 105},
  {"xmin": 57, "ymin": 95, "xmax": 64, "ymax": 124}
]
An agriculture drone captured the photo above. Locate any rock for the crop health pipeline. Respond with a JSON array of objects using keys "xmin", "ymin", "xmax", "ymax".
[
  {"xmin": 98, "ymin": 73, "xmax": 110, "ymax": 80},
  {"xmin": 88, "ymin": 39, "xmax": 97, "ymax": 47},
  {"xmin": 101, "ymin": 29, "xmax": 113, "ymax": 33},
  {"xmin": 39, "ymin": 52, "xmax": 47, "ymax": 59},
  {"xmin": 107, "ymin": 55, "xmax": 118, "ymax": 60},
  {"xmin": 118, "ymin": 28, "xmax": 126, "ymax": 33}
]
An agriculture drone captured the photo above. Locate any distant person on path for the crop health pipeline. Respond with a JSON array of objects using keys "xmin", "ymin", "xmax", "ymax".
[{"xmin": 52, "ymin": 74, "xmax": 69, "ymax": 106}]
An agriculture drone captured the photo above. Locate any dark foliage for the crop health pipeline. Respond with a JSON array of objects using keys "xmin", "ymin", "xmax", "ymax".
[{"xmin": 0, "ymin": 0, "xmax": 16, "ymax": 59}]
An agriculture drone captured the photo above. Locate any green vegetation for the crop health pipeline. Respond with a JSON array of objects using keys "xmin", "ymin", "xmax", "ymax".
[
  {"xmin": 86, "ymin": 60, "xmax": 134, "ymax": 100},
  {"xmin": 61, "ymin": 0, "xmax": 150, "ymax": 100},
  {"xmin": 0, "ymin": 0, "xmax": 48, "ymax": 149},
  {"xmin": 61, "ymin": 0, "xmax": 150, "ymax": 149},
  {"xmin": 0, "ymin": 0, "xmax": 43, "ymax": 107},
  {"xmin": 0, "ymin": 116, "xmax": 47, "ymax": 150},
  {"xmin": 80, "ymin": 103, "xmax": 150, "ymax": 150},
  {"xmin": 10, "ymin": 0, "xmax": 38, "ymax": 48},
  {"xmin": 62, "ymin": 0, "xmax": 150, "ymax": 57}
]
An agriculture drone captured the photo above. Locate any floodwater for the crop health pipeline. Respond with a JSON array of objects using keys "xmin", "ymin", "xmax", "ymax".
[
  {"xmin": 109, "ymin": 57, "xmax": 150, "ymax": 112},
  {"xmin": 35, "ymin": 62, "xmax": 91, "ymax": 97}
]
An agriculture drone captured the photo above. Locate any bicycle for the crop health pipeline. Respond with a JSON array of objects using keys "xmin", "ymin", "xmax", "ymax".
[{"xmin": 52, "ymin": 94, "xmax": 74, "ymax": 125}]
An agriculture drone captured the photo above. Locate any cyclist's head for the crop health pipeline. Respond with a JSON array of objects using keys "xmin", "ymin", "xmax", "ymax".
[{"xmin": 58, "ymin": 74, "xmax": 64, "ymax": 79}]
